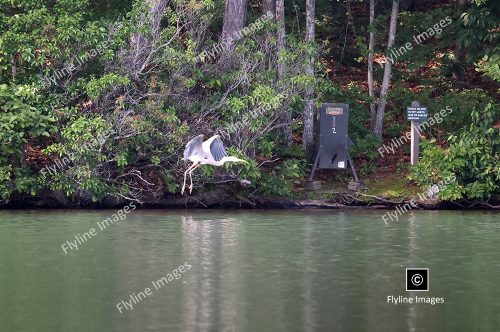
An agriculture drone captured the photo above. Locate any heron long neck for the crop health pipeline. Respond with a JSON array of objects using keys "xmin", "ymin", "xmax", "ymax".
[{"xmin": 215, "ymin": 156, "xmax": 246, "ymax": 166}]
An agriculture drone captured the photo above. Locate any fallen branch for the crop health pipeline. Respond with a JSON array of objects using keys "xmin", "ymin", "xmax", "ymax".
[{"xmin": 354, "ymin": 192, "xmax": 405, "ymax": 204}]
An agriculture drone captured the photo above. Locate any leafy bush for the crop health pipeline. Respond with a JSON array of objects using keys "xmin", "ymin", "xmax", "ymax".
[
  {"xmin": 434, "ymin": 89, "xmax": 495, "ymax": 133},
  {"xmin": 0, "ymin": 84, "xmax": 56, "ymax": 200},
  {"xmin": 476, "ymin": 55, "xmax": 500, "ymax": 83},
  {"xmin": 259, "ymin": 159, "xmax": 305, "ymax": 197},
  {"xmin": 409, "ymin": 103, "xmax": 499, "ymax": 201},
  {"xmin": 457, "ymin": 2, "xmax": 499, "ymax": 61},
  {"xmin": 350, "ymin": 132, "xmax": 381, "ymax": 161},
  {"xmin": 0, "ymin": 0, "xmax": 315, "ymax": 203}
]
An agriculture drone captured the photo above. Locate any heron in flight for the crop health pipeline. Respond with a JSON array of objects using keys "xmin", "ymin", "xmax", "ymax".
[{"xmin": 181, "ymin": 134, "xmax": 247, "ymax": 195}]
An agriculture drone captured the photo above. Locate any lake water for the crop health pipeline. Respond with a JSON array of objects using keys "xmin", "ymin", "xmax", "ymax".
[{"xmin": 0, "ymin": 210, "xmax": 499, "ymax": 331}]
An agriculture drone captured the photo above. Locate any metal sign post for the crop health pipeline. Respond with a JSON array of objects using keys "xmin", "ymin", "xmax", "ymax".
[
  {"xmin": 406, "ymin": 101, "xmax": 428, "ymax": 165},
  {"xmin": 309, "ymin": 103, "xmax": 362, "ymax": 190}
]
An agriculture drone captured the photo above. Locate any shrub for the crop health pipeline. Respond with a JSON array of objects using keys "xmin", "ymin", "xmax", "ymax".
[
  {"xmin": 0, "ymin": 84, "xmax": 55, "ymax": 200},
  {"xmin": 409, "ymin": 103, "xmax": 499, "ymax": 201}
]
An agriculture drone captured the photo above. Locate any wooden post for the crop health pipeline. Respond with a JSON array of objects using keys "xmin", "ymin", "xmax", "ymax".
[
  {"xmin": 409, "ymin": 101, "xmax": 422, "ymax": 165},
  {"xmin": 410, "ymin": 120, "xmax": 419, "ymax": 165}
]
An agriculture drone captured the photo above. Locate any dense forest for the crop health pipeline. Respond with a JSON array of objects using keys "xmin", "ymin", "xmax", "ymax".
[{"xmin": 0, "ymin": 0, "xmax": 498, "ymax": 207}]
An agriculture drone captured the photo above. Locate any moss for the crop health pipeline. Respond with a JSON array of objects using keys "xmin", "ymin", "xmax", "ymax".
[{"xmin": 364, "ymin": 176, "xmax": 419, "ymax": 199}]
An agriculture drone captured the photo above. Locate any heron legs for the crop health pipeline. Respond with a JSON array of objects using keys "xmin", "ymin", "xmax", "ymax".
[
  {"xmin": 188, "ymin": 163, "xmax": 201, "ymax": 194},
  {"xmin": 181, "ymin": 162, "xmax": 199, "ymax": 195}
]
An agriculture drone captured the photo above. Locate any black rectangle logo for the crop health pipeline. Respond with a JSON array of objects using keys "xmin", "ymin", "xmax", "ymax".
[{"xmin": 406, "ymin": 268, "xmax": 429, "ymax": 291}]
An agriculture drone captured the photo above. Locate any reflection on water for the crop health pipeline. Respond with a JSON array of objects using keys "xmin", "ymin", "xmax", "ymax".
[{"xmin": 0, "ymin": 210, "xmax": 499, "ymax": 332}]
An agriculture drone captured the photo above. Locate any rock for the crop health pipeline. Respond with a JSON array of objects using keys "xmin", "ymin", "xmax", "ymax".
[
  {"xmin": 348, "ymin": 181, "xmax": 364, "ymax": 191},
  {"xmin": 304, "ymin": 181, "xmax": 322, "ymax": 191}
]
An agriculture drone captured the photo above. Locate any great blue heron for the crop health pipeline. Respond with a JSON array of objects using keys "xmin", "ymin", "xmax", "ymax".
[{"xmin": 181, "ymin": 134, "xmax": 247, "ymax": 195}]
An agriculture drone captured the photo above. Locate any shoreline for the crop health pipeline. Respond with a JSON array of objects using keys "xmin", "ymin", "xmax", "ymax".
[{"xmin": 1, "ymin": 189, "xmax": 498, "ymax": 210}]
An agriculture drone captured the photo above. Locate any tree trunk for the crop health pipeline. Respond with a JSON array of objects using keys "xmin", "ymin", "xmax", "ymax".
[
  {"xmin": 129, "ymin": 0, "xmax": 169, "ymax": 79},
  {"xmin": 221, "ymin": 0, "xmax": 249, "ymax": 52},
  {"xmin": 346, "ymin": 0, "xmax": 358, "ymax": 42},
  {"xmin": 276, "ymin": 0, "xmax": 285, "ymax": 80},
  {"xmin": 373, "ymin": 0, "xmax": 399, "ymax": 138},
  {"xmin": 368, "ymin": 0, "xmax": 376, "ymax": 130},
  {"xmin": 275, "ymin": 0, "xmax": 292, "ymax": 146},
  {"xmin": 10, "ymin": 54, "xmax": 16, "ymax": 79},
  {"xmin": 303, "ymin": 0, "xmax": 316, "ymax": 157},
  {"xmin": 263, "ymin": 0, "xmax": 275, "ymax": 18},
  {"xmin": 453, "ymin": 0, "xmax": 467, "ymax": 88}
]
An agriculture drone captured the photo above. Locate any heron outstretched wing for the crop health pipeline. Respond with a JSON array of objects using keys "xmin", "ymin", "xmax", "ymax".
[
  {"xmin": 210, "ymin": 136, "xmax": 228, "ymax": 162},
  {"xmin": 183, "ymin": 134, "xmax": 204, "ymax": 161}
]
